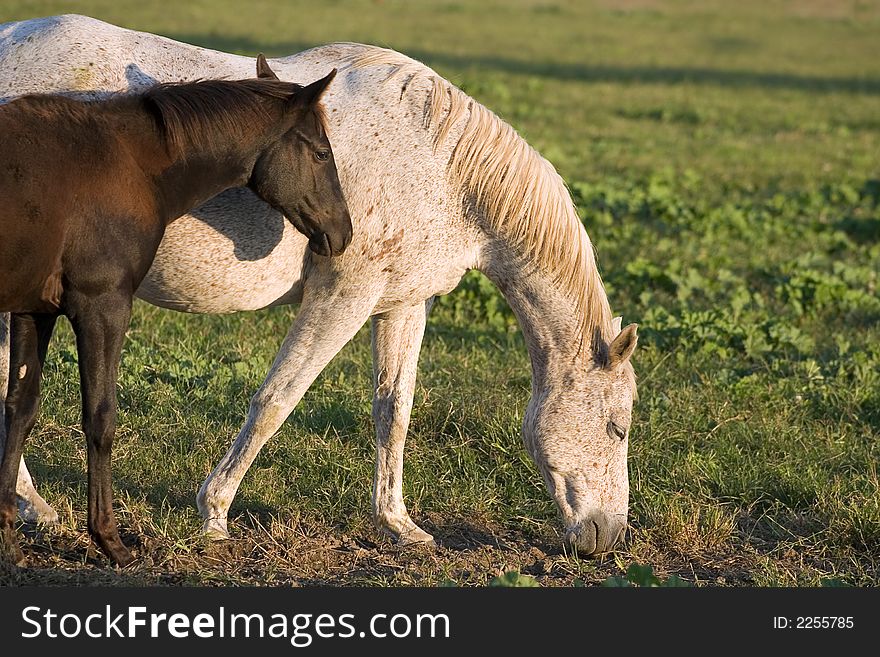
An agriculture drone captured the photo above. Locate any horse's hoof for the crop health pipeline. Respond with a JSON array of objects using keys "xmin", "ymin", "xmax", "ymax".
[
  {"xmin": 397, "ymin": 527, "xmax": 436, "ymax": 548},
  {"xmin": 113, "ymin": 548, "xmax": 136, "ymax": 568},
  {"xmin": 202, "ymin": 518, "xmax": 231, "ymax": 541},
  {"xmin": 17, "ymin": 496, "xmax": 59, "ymax": 525}
]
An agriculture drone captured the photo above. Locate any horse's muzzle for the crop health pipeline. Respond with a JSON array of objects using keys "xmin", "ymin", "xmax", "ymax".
[{"xmin": 564, "ymin": 511, "xmax": 627, "ymax": 556}]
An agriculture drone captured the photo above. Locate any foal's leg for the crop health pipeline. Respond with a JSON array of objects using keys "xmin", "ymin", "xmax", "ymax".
[
  {"xmin": 371, "ymin": 300, "xmax": 435, "ymax": 546},
  {"xmin": 0, "ymin": 313, "xmax": 58, "ymax": 524},
  {"xmin": 67, "ymin": 293, "xmax": 134, "ymax": 566},
  {"xmin": 197, "ymin": 288, "xmax": 378, "ymax": 539},
  {"xmin": 0, "ymin": 313, "xmax": 57, "ymax": 565}
]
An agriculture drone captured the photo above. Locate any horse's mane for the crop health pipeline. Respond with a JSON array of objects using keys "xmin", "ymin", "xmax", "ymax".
[
  {"xmin": 347, "ymin": 47, "xmax": 633, "ymax": 386},
  {"xmin": 142, "ymin": 78, "xmax": 311, "ymax": 156}
]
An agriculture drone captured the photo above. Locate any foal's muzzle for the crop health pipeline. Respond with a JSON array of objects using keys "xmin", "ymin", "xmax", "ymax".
[
  {"xmin": 308, "ymin": 231, "xmax": 333, "ymax": 257},
  {"xmin": 290, "ymin": 208, "xmax": 352, "ymax": 257},
  {"xmin": 307, "ymin": 224, "xmax": 351, "ymax": 257}
]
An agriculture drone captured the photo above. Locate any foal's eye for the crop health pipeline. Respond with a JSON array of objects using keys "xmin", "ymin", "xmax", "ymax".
[
  {"xmin": 315, "ymin": 149, "xmax": 330, "ymax": 162},
  {"xmin": 607, "ymin": 421, "xmax": 627, "ymax": 441}
]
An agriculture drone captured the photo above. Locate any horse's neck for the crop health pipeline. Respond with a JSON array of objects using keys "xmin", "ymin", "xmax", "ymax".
[
  {"xmin": 481, "ymin": 245, "xmax": 587, "ymax": 390},
  {"xmin": 111, "ymin": 101, "xmax": 272, "ymax": 224},
  {"xmin": 152, "ymin": 149, "xmax": 256, "ymax": 224}
]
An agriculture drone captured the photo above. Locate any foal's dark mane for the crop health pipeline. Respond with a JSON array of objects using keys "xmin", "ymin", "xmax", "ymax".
[{"xmin": 141, "ymin": 78, "xmax": 313, "ymax": 156}]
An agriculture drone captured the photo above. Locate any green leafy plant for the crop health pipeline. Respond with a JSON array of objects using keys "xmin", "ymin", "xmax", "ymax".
[
  {"xmin": 602, "ymin": 564, "xmax": 692, "ymax": 588},
  {"xmin": 489, "ymin": 571, "xmax": 541, "ymax": 587}
]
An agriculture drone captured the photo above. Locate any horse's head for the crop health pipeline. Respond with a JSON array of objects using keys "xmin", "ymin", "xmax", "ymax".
[
  {"xmin": 248, "ymin": 56, "xmax": 352, "ymax": 256},
  {"xmin": 523, "ymin": 318, "xmax": 638, "ymax": 556}
]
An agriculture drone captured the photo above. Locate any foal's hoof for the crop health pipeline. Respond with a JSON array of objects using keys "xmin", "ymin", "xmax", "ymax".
[
  {"xmin": 93, "ymin": 534, "xmax": 136, "ymax": 567},
  {"xmin": 114, "ymin": 548, "xmax": 136, "ymax": 568},
  {"xmin": 102, "ymin": 543, "xmax": 135, "ymax": 568},
  {"xmin": 202, "ymin": 518, "xmax": 231, "ymax": 541}
]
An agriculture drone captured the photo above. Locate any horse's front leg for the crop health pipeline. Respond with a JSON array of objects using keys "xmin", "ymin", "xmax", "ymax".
[
  {"xmin": 197, "ymin": 285, "xmax": 379, "ymax": 539},
  {"xmin": 371, "ymin": 300, "xmax": 435, "ymax": 546},
  {"xmin": 0, "ymin": 313, "xmax": 57, "ymax": 565},
  {"xmin": 67, "ymin": 292, "xmax": 134, "ymax": 566},
  {"xmin": 0, "ymin": 313, "xmax": 59, "ymax": 525}
]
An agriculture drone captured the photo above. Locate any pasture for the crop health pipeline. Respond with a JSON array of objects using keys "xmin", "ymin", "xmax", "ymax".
[{"xmin": 1, "ymin": 0, "xmax": 878, "ymax": 586}]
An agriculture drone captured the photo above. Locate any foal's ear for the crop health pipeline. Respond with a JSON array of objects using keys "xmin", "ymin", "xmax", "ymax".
[
  {"xmin": 606, "ymin": 323, "xmax": 638, "ymax": 370},
  {"xmin": 291, "ymin": 69, "xmax": 337, "ymax": 109},
  {"xmin": 256, "ymin": 54, "xmax": 279, "ymax": 80}
]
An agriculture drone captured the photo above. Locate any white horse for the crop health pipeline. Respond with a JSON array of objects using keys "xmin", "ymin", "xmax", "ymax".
[{"xmin": 0, "ymin": 14, "xmax": 638, "ymax": 555}]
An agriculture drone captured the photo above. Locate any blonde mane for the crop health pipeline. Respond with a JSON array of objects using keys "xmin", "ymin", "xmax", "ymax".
[{"xmin": 347, "ymin": 47, "xmax": 620, "ymax": 357}]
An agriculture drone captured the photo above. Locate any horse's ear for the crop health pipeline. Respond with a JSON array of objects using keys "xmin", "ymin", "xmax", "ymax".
[
  {"xmin": 607, "ymin": 323, "xmax": 638, "ymax": 369},
  {"xmin": 256, "ymin": 54, "xmax": 279, "ymax": 80},
  {"xmin": 611, "ymin": 316, "xmax": 623, "ymax": 335},
  {"xmin": 291, "ymin": 69, "xmax": 337, "ymax": 109}
]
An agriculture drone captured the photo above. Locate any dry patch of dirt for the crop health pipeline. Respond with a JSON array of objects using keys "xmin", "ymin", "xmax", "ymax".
[{"xmin": 0, "ymin": 512, "xmax": 788, "ymax": 587}]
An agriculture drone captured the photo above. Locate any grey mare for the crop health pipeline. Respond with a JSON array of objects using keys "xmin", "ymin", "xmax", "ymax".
[{"xmin": 0, "ymin": 14, "xmax": 638, "ymax": 556}]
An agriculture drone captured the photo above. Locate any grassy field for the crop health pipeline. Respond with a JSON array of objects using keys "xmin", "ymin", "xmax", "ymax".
[{"xmin": 1, "ymin": 0, "xmax": 878, "ymax": 586}]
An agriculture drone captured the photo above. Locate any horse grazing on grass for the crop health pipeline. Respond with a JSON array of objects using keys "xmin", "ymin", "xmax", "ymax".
[
  {"xmin": 0, "ymin": 55, "xmax": 350, "ymax": 566},
  {"xmin": 1, "ymin": 15, "xmax": 638, "ymax": 557}
]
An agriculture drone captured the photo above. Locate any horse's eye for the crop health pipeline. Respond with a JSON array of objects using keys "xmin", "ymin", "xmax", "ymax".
[
  {"xmin": 607, "ymin": 421, "xmax": 627, "ymax": 441},
  {"xmin": 315, "ymin": 149, "xmax": 330, "ymax": 162}
]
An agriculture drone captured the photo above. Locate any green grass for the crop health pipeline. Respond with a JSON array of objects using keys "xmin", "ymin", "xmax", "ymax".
[{"xmin": 2, "ymin": 0, "xmax": 878, "ymax": 586}]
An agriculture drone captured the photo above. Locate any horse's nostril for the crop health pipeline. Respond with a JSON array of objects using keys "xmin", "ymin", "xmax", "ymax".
[{"xmin": 566, "ymin": 511, "xmax": 626, "ymax": 556}]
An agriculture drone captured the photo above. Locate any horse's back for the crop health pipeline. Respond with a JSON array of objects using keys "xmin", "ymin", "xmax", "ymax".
[
  {"xmin": 0, "ymin": 14, "xmax": 255, "ymax": 101},
  {"xmin": 0, "ymin": 15, "xmax": 113, "ymax": 99}
]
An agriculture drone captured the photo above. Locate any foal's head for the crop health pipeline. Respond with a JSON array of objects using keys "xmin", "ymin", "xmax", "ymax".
[{"xmin": 248, "ymin": 56, "xmax": 352, "ymax": 256}]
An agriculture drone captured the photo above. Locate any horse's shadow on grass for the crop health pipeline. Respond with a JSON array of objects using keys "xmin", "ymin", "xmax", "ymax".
[
  {"xmin": 22, "ymin": 461, "xmax": 563, "ymax": 563},
  {"xmin": 289, "ymin": 398, "xmax": 361, "ymax": 436},
  {"xmin": 416, "ymin": 515, "xmax": 562, "ymax": 556},
  {"xmin": 22, "ymin": 394, "xmax": 362, "ymax": 528},
  {"xmin": 20, "ymin": 393, "xmax": 562, "ymax": 571},
  {"xmin": 25, "ymin": 460, "xmax": 332, "ymax": 533}
]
